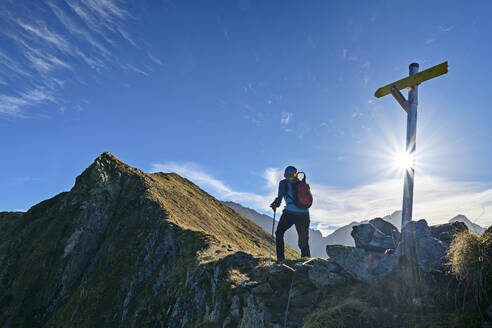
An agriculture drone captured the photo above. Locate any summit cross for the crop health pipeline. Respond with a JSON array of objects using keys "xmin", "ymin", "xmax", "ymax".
[{"xmin": 375, "ymin": 61, "xmax": 448, "ymax": 228}]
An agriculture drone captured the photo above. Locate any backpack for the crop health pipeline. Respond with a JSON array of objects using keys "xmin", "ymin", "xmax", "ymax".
[{"xmin": 288, "ymin": 172, "xmax": 313, "ymax": 209}]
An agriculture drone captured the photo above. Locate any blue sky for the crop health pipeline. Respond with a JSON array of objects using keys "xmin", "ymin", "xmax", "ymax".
[{"xmin": 1, "ymin": 0, "xmax": 491, "ymax": 234}]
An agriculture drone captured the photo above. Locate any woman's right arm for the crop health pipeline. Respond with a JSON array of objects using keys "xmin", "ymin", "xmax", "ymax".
[{"xmin": 271, "ymin": 180, "xmax": 285, "ymax": 209}]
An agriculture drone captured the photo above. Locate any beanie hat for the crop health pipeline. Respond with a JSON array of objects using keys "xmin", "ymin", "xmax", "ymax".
[{"xmin": 284, "ymin": 166, "xmax": 297, "ymax": 178}]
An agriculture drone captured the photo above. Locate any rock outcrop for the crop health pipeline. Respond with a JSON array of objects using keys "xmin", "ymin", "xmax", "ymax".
[
  {"xmin": 396, "ymin": 219, "xmax": 448, "ymax": 273},
  {"xmin": 369, "ymin": 217, "xmax": 400, "ymax": 243},
  {"xmin": 306, "ymin": 258, "xmax": 346, "ymax": 287},
  {"xmin": 322, "ymin": 211, "xmax": 403, "ymax": 247},
  {"xmin": 351, "ymin": 218, "xmax": 399, "ymax": 252},
  {"xmin": 430, "ymin": 220, "xmax": 468, "ymax": 243},
  {"xmin": 325, "ymin": 245, "xmax": 397, "ymax": 283},
  {"xmin": 325, "ymin": 218, "xmax": 468, "ymax": 284}
]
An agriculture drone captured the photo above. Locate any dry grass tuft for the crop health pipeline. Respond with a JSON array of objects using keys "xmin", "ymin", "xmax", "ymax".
[
  {"xmin": 448, "ymin": 230, "xmax": 492, "ymax": 285},
  {"xmin": 447, "ymin": 230, "xmax": 492, "ymax": 318},
  {"xmin": 303, "ymin": 298, "xmax": 377, "ymax": 328}
]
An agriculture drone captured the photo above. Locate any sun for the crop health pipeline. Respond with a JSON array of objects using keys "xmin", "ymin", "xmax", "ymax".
[{"xmin": 394, "ymin": 151, "xmax": 414, "ymax": 171}]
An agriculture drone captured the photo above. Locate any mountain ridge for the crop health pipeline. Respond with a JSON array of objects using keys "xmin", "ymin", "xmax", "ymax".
[{"xmin": 0, "ymin": 152, "xmax": 297, "ymax": 327}]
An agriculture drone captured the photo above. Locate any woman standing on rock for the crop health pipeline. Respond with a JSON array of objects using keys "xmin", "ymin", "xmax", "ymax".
[{"xmin": 270, "ymin": 166, "xmax": 312, "ymax": 263}]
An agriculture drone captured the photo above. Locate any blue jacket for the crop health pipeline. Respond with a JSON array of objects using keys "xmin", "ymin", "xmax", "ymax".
[{"xmin": 274, "ymin": 178, "xmax": 309, "ymax": 214}]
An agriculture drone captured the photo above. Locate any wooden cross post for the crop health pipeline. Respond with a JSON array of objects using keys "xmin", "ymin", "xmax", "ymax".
[{"xmin": 375, "ymin": 61, "xmax": 448, "ymax": 228}]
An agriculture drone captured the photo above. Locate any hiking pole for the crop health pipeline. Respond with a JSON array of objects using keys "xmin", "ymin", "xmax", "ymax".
[
  {"xmin": 268, "ymin": 208, "xmax": 276, "ymax": 266},
  {"xmin": 284, "ymin": 272, "xmax": 294, "ymax": 328},
  {"xmin": 282, "ymin": 263, "xmax": 297, "ymax": 328}
]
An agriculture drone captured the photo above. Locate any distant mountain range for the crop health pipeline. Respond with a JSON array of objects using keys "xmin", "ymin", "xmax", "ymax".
[
  {"xmin": 224, "ymin": 202, "xmax": 487, "ymax": 257},
  {"xmin": 223, "ymin": 202, "xmax": 403, "ymax": 256}
]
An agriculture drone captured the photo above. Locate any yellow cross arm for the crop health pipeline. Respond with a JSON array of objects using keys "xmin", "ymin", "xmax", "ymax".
[{"xmin": 374, "ymin": 61, "xmax": 448, "ymax": 98}]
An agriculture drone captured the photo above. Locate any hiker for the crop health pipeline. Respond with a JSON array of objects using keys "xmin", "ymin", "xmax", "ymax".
[{"xmin": 270, "ymin": 166, "xmax": 312, "ymax": 263}]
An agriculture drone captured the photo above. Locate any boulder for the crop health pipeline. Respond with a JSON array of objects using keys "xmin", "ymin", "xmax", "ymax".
[
  {"xmin": 326, "ymin": 245, "xmax": 397, "ymax": 284},
  {"xmin": 351, "ymin": 221, "xmax": 396, "ymax": 252},
  {"xmin": 369, "ymin": 217, "xmax": 400, "ymax": 243},
  {"xmin": 429, "ymin": 221, "xmax": 468, "ymax": 243},
  {"xmin": 309, "ymin": 270, "xmax": 346, "ymax": 287},
  {"xmin": 396, "ymin": 219, "xmax": 448, "ymax": 272},
  {"xmin": 306, "ymin": 258, "xmax": 346, "ymax": 287}
]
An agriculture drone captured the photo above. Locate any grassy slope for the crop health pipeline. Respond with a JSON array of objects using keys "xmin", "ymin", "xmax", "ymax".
[
  {"xmin": 94, "ymin": 152, "xmax": 297, "ymax": 260},
  {"xmin": 144, "ymin": 171, "xmax": 297, "ymax": 260}
]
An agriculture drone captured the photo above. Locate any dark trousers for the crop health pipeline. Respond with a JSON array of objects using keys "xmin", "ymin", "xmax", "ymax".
[{"xmin": 275, "ymin": 211, "xmax": 311, "ymax": 261}]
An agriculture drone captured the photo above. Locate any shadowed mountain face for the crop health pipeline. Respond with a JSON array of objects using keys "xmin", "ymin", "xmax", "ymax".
[{"xmin": 0, "ymin": 152, "xmax": 297, "ymax": 328}]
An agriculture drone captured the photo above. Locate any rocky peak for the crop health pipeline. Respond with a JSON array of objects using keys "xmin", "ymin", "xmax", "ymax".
[{"xmin": 71, "ymin": 152, "xmax": 144, "ymax": 196}]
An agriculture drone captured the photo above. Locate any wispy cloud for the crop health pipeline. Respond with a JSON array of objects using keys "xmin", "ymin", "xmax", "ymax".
[
  {"xmin": 6, "ymin": 31, "xmax": 72, "ymax": 72},
  {"xmin": 147, "ymin": 52, "xmax": 163, "ymax": 65},
  {"xmin": 16, "ymin": 20, "xmax": 72, "ymax": 54},
  {"xmin": 280, "ymin": 112, "xmax": 293, "ymax": 125},
  {"xmin": 0, "ymin": 0, "xmax": 156, "ymax": 118},
  {"xmin": 118, "ymin": 27, "xmax": 137, "ymax": 47},
  {"xmin": 84, "ymin": 0, "xmax": 128, "ymax": 20},
  {"xmin": 425, "ymin": 38, "xmax": 435, "ymax": 45},
  {"xmin": 75, "ymin": 50, "xmax": 105, "ymax": 70},
  {"xmin": 438, "ymin": 25, "xmax": 454, "ymax": 33},
  {"xmin": 150, "ymin": 162, "xmax": 270, "ymax": 209},
  {"xmin": 149, "ymin": 162, "xmax": 492, "ymax": 235},
  {"xmin": 0, "ymin": 87, "xmax": 55, "ymax": 117},
  {"xmin": 47, "ymin": 1, "xmax": 110, "ymax": 56},
  {"xmin": 25, "ymin": 50, "xmax": 72, "ymax": 73},
  {"xmin": 341, "ymin": 48, "xmax": 357, "ymax": 61},
  {"xmin": 64, "ymin": 0, "xmax": 130, "ymax": 44},
  {"xmin": 65, "ymin": 1, "xmax": 110, "ymax": 40},
  {"xmin": 126, "ymin": 64, "xmax": 148, "ymax": 76},
  {"xmin": 0, "ymin": 50, "xmax": 31, "ymax": 77}
]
